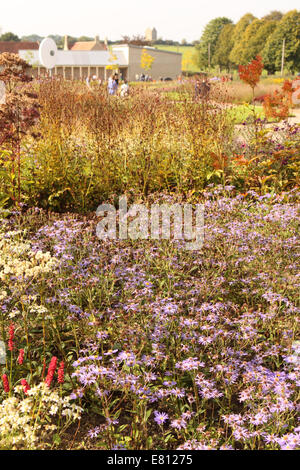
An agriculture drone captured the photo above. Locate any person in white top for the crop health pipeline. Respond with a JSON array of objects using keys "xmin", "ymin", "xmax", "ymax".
[{"xmin": 120, "ymin": 80, "xmax": 130, "ymax": 97}]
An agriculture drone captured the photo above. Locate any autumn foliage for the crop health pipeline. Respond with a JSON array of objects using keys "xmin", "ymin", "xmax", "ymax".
[
  {"xmin": 263, "ymin": 80, "xmax": 293, "ymax": 121},
  {"xmin": 238, "ymin": 55, "xmax": 264, "ymax": 96},
  {"xmin": 0, "ymin": 53, "xmax": 39, "ymax": 203}
]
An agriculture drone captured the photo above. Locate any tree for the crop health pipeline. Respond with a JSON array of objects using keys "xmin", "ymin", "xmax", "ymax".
[
  {"xmin": 140, "ymin": 48, "xmax": 155, "ymax": 72},
  {"xmin": 239, "ymin": 55, "xmax": 264, "ymax": 98},
  {"xmin": 121, "ymin": 35, "xmax": 150, "ymax": 46},
  {"xmin": 229, "ymin": 13, "xmax": 256, "ymax": 65},
  {"xmin": 234, "ymin": 19, "xmax": 278, "ymax": 65},
  {"xmin": 246, "ymin": 20, "xmax": 278, "ymax": 62},
  {"xmin": 0, "ymin": 32, "xmax": 20, "ymax": 42},
  {"xmin": 262, "ymin": 11, "xmax": 283, "ymax": 22},
  {"xmin": 21, "ymin": 34, "xmax": 43, "ymax": 43},
  {"xmin": 77, "ymin": 36, "xmax": 94, "ymax": 42},
  {"xmin": 213, "ymin": 24, "xmax": 235, "ymax": 70},
  {"xmin": 194, "ymin": 17, "xmax": 233, "ymax": 69},
  {"xmin": 263, "ymin": 80, "xmax": 293, "ymax": 121},
  {"xmin": 239, "ymin": 55, "xmax": 264, "ymax": 115},
  {"xmin": 263, "ymin": 10, "xmax": 300, "ymax": 74},
  {"xmin": 56, "ymin": 35, "xmax": 77, "ymax": 50}
]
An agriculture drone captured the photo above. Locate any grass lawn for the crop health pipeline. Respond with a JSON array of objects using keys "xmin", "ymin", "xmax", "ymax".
[
  {"xmin": 228, "ymin": 105, "xmax": 265, "ymax": 124},
  {"xmin": 154, "ymin": 45, "xmax": 200, "ymax": 73}
]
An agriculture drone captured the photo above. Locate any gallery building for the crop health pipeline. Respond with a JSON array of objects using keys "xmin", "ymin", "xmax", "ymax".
[{"xmin": 17, "ymin": 41, "xmax": 182, "ymax": 81}]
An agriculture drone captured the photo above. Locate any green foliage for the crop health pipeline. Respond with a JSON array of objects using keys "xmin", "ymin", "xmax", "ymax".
[
  {"xmin": 263, "ymin": 10, "xmax": 300, "ymax": 74},
  {"xmin": 262, "ymin": 11, "xmax": 283, "ymax": 22},
  {"xmin": 229, "ymin": 13, "xmax": 256, "ymax": 65},
  {"xmin": 231, "ymin": 19, "xmax": 278, "ymax": 66},
  {"xmin": 194, "ymin": 17, "xmax": 233, "ymax": 69},
  {"xmin": 0, "ymin": 80, "xmax": 236, "ymax": 211},
  {"xmin": 213, "ymin": 24, "xmax": 235, "ymax": 70},
  {"xmin": 245, "ymin": 20, "xmax": 278, "ymax": 63},
  {"xmin": 0, "ymin": 32, "xmax": 20, "ymax": 42}
]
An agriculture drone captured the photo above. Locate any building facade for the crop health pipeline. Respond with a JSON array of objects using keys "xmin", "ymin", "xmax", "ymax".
[
  {"xmin": 18, "ymin": 43, "xmax": 182, "ymax": 81},
  {"xmin": 145, "ymin": 28, "xmax": 157, "ymax": 42}
]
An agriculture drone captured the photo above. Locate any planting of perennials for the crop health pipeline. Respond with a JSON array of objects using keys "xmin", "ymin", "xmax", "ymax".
[
  {"xmin": 0, "ymin": 54, "xmax": 299, "ymax": 450},
  {"xmin": 0, "ymin": 187, "xmax": 299, "ymax": 450}
]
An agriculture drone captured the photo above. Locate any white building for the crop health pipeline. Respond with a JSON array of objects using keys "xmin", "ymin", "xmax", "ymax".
[{"xmin": 19, "ymin": 44, "xmax": 182, "ymax": 81}]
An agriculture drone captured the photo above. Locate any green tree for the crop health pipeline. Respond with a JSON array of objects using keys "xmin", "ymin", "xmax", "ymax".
[
  {"xmin": 229, "ymin": 13, "xmax": 256, "ymax": 65},
  {"xmin": 0, "ymin": 32, "xmax": 20, "ymax": 42},
  {"xmin": 263, "ymin": 10, "xmax": 300, "ymax": 74},
  {"xmin": 21, "ymin": 34, "xmax": 43, "ymax": 43},
  {"xmin": 194, "ymin": 17, "xmax": 233, "ymax": 69},
  {"xmin": 213, "ymin": 24, "xmax": 235, "ymax": 70},
  {"xmin": 262, "ymin": 11, "xmax": 283, "ymax": 22},
  {"xmin": 235, "ymin": 19, "xmax": 278, "ymax": 65}
]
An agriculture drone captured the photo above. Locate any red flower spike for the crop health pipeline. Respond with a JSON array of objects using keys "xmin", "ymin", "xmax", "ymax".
[
  {"xmin": 18, "ymin": 349, "xmax": 25, "ymax": 365},
  {"xmin": 8, "ymin": 322, "xmax": 15, "ymax": 352},
  {"xmin": 57, "ymin": 361, "xmax": 65, "ymax": 384},
  {"xmin": 45, "ymin": 356, "xmax": 57, "ymax": 387},
  {"xmin": 2, "ymin": 374, "xmax": 10, "ymax": 393},
  {"xmin": 21, "ymin": 379, "xmax": 30, "ymax": 394}
]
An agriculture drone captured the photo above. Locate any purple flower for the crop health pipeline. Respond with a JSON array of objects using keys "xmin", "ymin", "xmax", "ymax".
[{"xmin": 154, "ymin": 411, "xmax": 169, "ymax": 425}]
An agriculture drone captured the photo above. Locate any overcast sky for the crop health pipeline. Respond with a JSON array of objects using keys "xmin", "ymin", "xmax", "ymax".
[{"xmin": 1, "ymin": 0, "xmax": 299, "ymax": 42}]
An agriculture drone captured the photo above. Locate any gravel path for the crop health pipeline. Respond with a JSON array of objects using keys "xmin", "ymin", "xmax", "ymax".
[{"xmin": 288, "ymin": 108, "xmax": 300, "ymax": 125}]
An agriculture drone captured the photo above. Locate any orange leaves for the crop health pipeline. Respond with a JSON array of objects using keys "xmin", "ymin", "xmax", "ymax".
[
  {"xmin": 263, "ymin": 80, "xmax": 293, "ymax": 121},
  {"xmin": 238, "ymin": 56, "xmax": 264, "ymax": 91},
  {"xmin": 211, "ymin": 152, "xmax": 228, "ymax": 170},
  {"xmin": 233, "ymin": 154, "xmax": 249, "ymax": 167}
]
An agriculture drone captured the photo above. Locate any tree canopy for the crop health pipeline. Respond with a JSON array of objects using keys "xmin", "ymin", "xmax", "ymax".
[
  {"xmin": 194, "ymin": 17, "xmax": 233, "ymax": 69},
  {"xmin": 262, "ymin": 11, "xmax": 283, "ymax": 22},
  {"xmin": 229, "ymin": 13, "xmax": 256, "ymax": 65},
  {"xmin": 0, "ymin": 32, "xmax": 20, "ymax": 42},
  {"xmin": 196, "ymin": 9, "xmax": 300, "ymax": 73},
  {"xmin": 213, "ymin": 24, "xmax": 235, "ymax": 70},
  {"xmin": 232, "ymin": 19, "xmax": 278, "ymax": 65},
  {"xmin": 263, "ymin": 10, "xmax": 300, "ymax": 73}
]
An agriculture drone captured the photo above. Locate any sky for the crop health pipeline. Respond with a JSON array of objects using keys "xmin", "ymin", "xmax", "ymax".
[{"xmin": 0, "ymin": 0, "xmax": 299, "ymax": 42}]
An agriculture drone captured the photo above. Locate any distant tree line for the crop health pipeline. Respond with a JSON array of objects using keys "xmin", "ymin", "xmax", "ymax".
[
  {"xmin": 0, "ymin": 32, "xmax": 195, "ymax": 48},
  {"xmin": 194, "ymin": 10, "xmax": 300, "ymax": 73}
]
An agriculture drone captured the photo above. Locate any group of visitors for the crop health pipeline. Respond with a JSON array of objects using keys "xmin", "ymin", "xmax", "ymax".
[
  {"xmin": 135, "ymin": 73, "xmax": 152, "ymax": 82},
  {"xmin": 85, "ymin": 73, "xmax": 130, "ymax": 97},
  {"xmin": 108, "ymin": 73, "xmax": 129, "ymax": 97}
]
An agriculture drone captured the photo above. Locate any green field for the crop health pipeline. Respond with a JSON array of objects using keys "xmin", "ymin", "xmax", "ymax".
[{"xmin": 154, "ymin": 45, "xmax": 200, "ymax": 73}]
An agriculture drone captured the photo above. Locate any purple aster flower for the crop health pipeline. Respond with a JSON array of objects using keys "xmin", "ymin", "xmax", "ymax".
[{"xmin": 154, "ymin": 411, "xmax": 169, "ymax": 425}]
